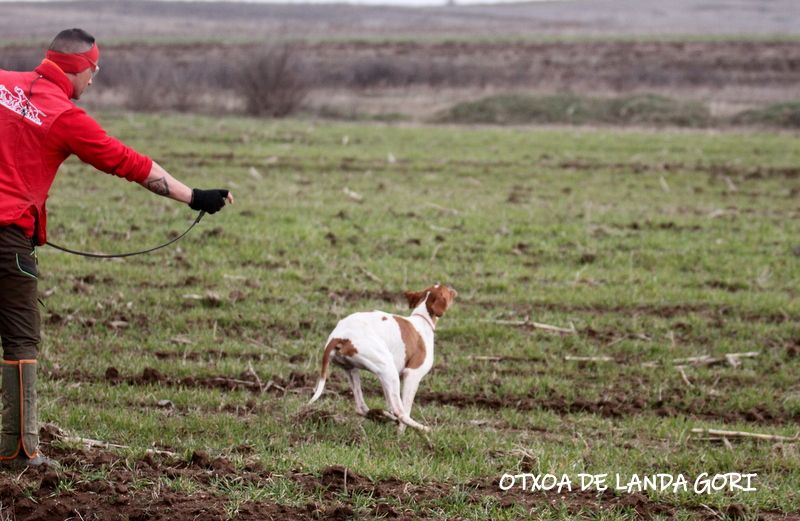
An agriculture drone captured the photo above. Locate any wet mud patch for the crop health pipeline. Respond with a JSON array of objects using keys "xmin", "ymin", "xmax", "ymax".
[
  {"xmin": 326, "ymin": 288, "xmax": 401, "ymax": 304},
  {"xmin": 295, "ymin": 469, "xmax": 793, "ymax": 521},
  {"xmin": 2, "ymin": 486, "xmax": 311, "ymax": 521},
  {"xmin": 465, "ymin": 299, "xmax": 712, "ymax": 318},
  {"xmin": 448, "ymin": 363, "xmax": 549, "ymax": 378},
  {"xmin": 54, "ymin": 390, "xmax": 276, "ymax": 418},
  {"xmin": 702, "ymin": 280, "xmax": 749, "ymax": 292},
  {"xmin": 476, "ymin": 300, "xmax": 792, "ymax": 325},
  {"xmin": 468, "ymin": 478, "xmax": 679, "ymax": 518},
  {"xmin": 464, "ymin": 477, "xmax": 800, "ymax": 521},
  {"xmin": 553, "ymin": 159, "xmax": 800, "ymax": 180},
  {"xmin": 416, "ymin": 391, "xmax": 800, "ymax": 426},
  {"xmin": 49, "ymin": 367, "xmax": 308, "ymax": 395},
  {"xmin": 45, "ymin": 309, "xmax": 151, "ymax": 331},
  {"xmin": 48, "ymin": 367, "xmax": 798, "ymax": 424},
  {"xmin": 626, "ymin": 220, "xmax": 704, "ymax": 233},
  {"xmin": 3, "ymin": 430, "xmax": 797, "ymax": 521},
  {"xmin": 0, "ymin": 444, "xmax": 312, "ymax": 521},
  {"xmin": 152, "ymin": 349, "xmax": 267, "ymax": 362}
]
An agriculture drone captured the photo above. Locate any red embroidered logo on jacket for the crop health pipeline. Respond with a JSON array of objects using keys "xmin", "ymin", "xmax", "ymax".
[{"xmin": 0, "ymin": 84, "xmax": 46, "ymax": 126}]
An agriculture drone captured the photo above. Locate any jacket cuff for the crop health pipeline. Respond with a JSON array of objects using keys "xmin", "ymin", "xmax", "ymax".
[{"xmin": 122, "ymin": 154, "xmax": 153, "ymax": 184}]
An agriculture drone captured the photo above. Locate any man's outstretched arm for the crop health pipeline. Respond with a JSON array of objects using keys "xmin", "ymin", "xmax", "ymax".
[
  {"xmin": 140, "ymin": 161, "xmax": 235, "ymax": 213},
  {"xmin": 52, "ymin": 109, "xmax": 234, "ymax": 213}
]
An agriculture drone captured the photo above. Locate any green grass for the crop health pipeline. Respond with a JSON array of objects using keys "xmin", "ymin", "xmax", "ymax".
[{"xmin": 28, "ymin": 112, "xmax": 800, "ymax": 518}]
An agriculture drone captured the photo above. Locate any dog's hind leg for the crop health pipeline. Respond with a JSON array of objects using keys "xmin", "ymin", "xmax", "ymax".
[
  {"xmin": 345, "ymin": 369, "xmax": 369, "ymax": 416},
  {"xmin": 377, "ymin": 368, "xmax": 430, "ymax": 433}
]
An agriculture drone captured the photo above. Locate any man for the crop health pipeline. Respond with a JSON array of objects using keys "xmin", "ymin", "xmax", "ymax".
[{"xmin": 0, "ymin": 28, "xmax": 234, "ymax": 467}]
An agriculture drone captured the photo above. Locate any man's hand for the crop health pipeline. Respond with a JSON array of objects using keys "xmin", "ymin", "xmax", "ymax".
[{"xmin": 190, "ymin": 189, "xmax": 234, "ymax": 214}]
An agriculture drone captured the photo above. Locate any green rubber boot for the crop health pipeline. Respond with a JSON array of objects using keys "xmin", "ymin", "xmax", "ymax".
[
  {"xmin": 1, "ymin": 361, "xmax": 57, "ymax": 468},
  {"xmin": 20, "ymin": 361, "xmax": 38, "ymax": 458},
  {"xmin": 0, "ymin": 362, "xmax": 21, "ymax": 459}
]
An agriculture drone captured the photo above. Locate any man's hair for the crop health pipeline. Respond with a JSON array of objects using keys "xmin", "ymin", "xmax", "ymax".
[{"xmin": 49, "ymin": 28, "xmax": 95, "ymax": 54}]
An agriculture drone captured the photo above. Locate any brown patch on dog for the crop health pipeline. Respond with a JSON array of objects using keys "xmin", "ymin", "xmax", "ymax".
[
  {"xmin": 393, "ymin": 316, "xmax": 426, "ymax": 369},
  {"xmin": 321, "ymin": 338, "xmax": 358, "ymax": 378},
  {"xmin": 404, "ymin": 284, "xmax": 458, "ymax": 318},
  {"xmin": 336, "ymin": 339, "xmax": 358, "ymax": 357},
  {"xmin": 382, "ymin": 316, "xmax": 388, "ymax": 321}
]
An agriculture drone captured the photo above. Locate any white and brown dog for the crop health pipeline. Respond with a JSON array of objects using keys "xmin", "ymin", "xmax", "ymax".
[{"xmin": 308, "ymin": 284, "xmax": 457, "ymax": 433}]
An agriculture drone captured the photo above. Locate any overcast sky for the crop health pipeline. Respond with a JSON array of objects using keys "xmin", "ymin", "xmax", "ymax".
[{"xmin": 0, "ymin": 0, "xmax": 566, "ymax": 5}]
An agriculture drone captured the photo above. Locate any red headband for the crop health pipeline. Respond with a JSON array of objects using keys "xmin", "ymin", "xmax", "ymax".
[{"xmin": 45, "ymin": 43, "xmax": 100, "ymax": 74}]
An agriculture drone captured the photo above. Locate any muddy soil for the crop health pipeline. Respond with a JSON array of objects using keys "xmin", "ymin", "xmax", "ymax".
[
  {"xmin": 0, "ymin": 439, "xmax": 309, "ymax": 521},
  {"xmin": 45, "ymin": 366, "xmax": 800, "ymax": 426},
  {"xmin": 5, "ymin": 433, "xmax": 796, "ymax": 521},
  {"xmin": 471, "ymin": 299, "xmax": 794, "ymax": 325},
  {"xmin": 417, "ymin": 391, "xmax": 800, "ymax": 426}
]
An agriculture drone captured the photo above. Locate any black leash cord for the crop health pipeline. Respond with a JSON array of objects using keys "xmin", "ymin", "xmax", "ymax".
[{"xmin": 45, "ymin": 211, "xmax": 206, "ymax": 259}]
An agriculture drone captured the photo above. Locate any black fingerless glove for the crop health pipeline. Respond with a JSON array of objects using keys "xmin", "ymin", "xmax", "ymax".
[{"xmin": 189, "ymin": 188, "xmax": 229, "ymax": 214}]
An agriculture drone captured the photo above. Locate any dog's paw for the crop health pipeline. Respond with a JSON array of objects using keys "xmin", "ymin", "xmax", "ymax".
[
  {"xmin": 381, "ymin": 410, "xmax": 399, "ymax": 422},
  {"xmin": 365, "ymin": 409, "xmax": 396, "ymax": 423}
]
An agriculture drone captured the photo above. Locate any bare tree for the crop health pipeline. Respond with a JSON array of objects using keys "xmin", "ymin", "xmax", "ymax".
[{"xmin": 236, "ymin": 44, "xmax": 308, "ymax": 118}]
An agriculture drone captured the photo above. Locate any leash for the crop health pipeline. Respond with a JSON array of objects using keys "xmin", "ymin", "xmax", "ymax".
[{"xmin": 45, "ymin": 211, "xmax": 206, "ymax": 259}]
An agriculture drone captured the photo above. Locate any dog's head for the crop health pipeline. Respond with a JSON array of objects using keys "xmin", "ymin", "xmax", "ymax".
[{"xmin": 404, "ymin": 283, "xmax": 458, "ymax": 319}]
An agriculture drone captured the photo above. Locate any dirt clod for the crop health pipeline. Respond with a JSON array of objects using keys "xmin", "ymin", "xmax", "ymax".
[
  {"xmin": 140, "ymin": 367, "xmax": 163, "ymax": 383},
  {"xmin": 726, "ymin": 503, "xmax": 748, "ymax": 520},
  {"xmin": 190, "ymin": 450, "xmax": 212, "ymax": 469},
  {"xmin": 38, "ymin": 470, "xmax": 59, "ymax": 491},
  {"xmin": 320, "ymin": 465, "xmax": 370, "ymax": 495}
]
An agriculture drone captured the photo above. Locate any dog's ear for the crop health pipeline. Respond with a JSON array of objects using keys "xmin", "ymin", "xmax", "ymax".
[{"xmin": 404, "ymin": 291, "xmax": 425, "ymax": 309}]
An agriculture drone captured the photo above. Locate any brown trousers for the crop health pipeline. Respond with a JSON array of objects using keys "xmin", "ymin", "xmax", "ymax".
[{"xmin": 0, "ymin": 226, "xmax": 39, "ymax": 361}]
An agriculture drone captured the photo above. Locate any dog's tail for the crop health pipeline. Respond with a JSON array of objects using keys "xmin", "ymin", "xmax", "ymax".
[{"xmin": 308, "ymin": 338, "xmax": 340, "ymax": 405}]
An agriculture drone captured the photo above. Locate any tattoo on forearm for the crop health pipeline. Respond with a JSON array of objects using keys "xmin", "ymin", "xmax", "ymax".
[{"xmin": 146, "ymin": 177, "xmax": 170, "ymax": 196}]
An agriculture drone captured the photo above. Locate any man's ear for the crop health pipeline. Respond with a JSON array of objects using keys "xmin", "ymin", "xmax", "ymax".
[{"xmin": 404, "ymin": 291, "xmax": 425, "ymax": 309}]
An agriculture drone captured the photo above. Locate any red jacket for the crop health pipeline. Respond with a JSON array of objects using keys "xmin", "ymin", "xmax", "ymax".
[{"xmin": 0, "ymin": 59, "xmax": 152, "ymax": 245}]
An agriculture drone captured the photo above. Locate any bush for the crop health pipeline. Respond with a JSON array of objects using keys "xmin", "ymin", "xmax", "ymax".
[
  {"xmin": 95, "ymin": 45, "xmax": 308, "ymax": 116},
  {"xmin": 121, "ymin": 61, "xmax": 165, "ymax": 112},
  {"xmin": 436, "ymin": 93, "xmax": 712, "ymax": 127},
  {"xmin": 435, "ymin": 94, "xmax": 599, "ymax": 125},
  {"xmin": 731, "ymin": 101, "xmax": 800, "ymax": 129},
  {"xmin": 606, "ymin": 94, "xmax": 711, "ymax": 127},
  {"xmin": 96, "ymin": 54, "xmax": 215, "ymax": 113},
  {"xmin": 350, "ymin": 58, "xmax": 412, "ymax": 88},
  {"xmin": 235, "ymin": 45, "xmax": 308, "ymax": 118}
]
